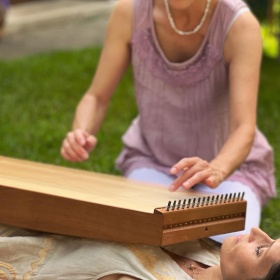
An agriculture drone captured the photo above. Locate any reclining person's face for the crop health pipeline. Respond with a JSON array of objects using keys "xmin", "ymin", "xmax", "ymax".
[{"xmin": 220, "ymin": 227, "xmax": 279, "ymax": 280}]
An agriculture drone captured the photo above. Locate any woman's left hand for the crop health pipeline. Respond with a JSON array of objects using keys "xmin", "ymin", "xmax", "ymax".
[{"xmin": 169, "ymin": 157, "xmax": 226, "ymax": 192}]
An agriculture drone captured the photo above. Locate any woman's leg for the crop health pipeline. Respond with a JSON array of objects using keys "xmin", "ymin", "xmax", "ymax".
[
  {"xmin": 127, "ymin": 167, "xmax": 175, "ymax": 186},
  {"xmin": 194, "ymin": 180, "xmax": 261, "ymax": 243}
]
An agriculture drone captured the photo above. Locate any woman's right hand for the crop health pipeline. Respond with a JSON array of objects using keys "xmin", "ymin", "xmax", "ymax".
[{"xmin": 60, "ymin": 129, "xmax": 97, "ymax": 162}]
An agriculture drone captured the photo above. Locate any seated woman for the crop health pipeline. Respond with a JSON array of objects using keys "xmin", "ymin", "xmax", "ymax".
[{"xmin": 0, "ymin": 225, "xmax": 279, "ymax": 279}]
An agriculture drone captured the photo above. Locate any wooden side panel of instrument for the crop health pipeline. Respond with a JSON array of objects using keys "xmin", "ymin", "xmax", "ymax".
[
  {"xmin": 0, "ymin": 185, "xmax": 164, "ymax": 246},
  {"xmin": 161, "ymin": 217, "xmax": 245, "ymax": 245},
  {"xmin": 154, "ymin": 198, "xmax": 247, "ymax": 245}
]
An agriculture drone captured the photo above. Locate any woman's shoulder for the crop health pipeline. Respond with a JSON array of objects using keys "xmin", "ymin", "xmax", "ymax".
[
  {"xmin": 105, "ymin": 0, "xmax": 134, "ymax": 42},
  {"xmin": 226, "ymin": 5, "xmax": 261, "ymax": 38},
  {"xmin": 217, "ymin": 0, "xmax": 261, "ymax": 39},
  {"xmin": 219, "ymin": 0, "xmax": 248, "ymax": 11},
  {"xmin": 111, "ymin": 0, "xmax": 133, "ymax": 19}
]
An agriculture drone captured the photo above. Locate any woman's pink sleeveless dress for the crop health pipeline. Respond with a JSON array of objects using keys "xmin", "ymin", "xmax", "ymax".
[{"xmin": 116, "ymin": 0, "xmax": 276, "ymax": 206}]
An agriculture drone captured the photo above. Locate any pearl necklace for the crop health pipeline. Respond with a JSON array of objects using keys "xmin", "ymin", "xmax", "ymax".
[{"xmin": 164, "ymin": 0, "xmax": 212, "ymax": 36}]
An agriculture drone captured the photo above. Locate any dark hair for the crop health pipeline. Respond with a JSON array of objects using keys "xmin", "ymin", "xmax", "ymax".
[
  {"xmin": 264, "ymin": 263, "xmax": 280, "ymax": 280},
  {"xmin": 252, "ymin": 262, "xmax": 280, "ymax": 280}
]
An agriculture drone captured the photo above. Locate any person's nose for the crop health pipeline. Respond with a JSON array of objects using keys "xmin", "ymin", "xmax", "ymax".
[{"xmin": 248, "ymin": 227, "xmax": 274, "ymax": 243}]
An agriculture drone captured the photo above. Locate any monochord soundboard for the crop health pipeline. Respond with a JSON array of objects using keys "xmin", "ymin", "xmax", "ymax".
[{"xmin": 0, "ymin": 156, "xmax": 247, "ymax": 245}]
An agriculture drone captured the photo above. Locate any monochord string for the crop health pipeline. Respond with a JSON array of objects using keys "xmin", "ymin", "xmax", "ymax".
[{"xmin": 166, "ymin": 192, "xmax": 245, "ymax": 211}]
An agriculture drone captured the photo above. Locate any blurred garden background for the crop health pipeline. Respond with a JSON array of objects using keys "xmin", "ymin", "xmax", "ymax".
[{"xmin": 0, "ymin": 0, "xmax": 280, "ymax": 238}]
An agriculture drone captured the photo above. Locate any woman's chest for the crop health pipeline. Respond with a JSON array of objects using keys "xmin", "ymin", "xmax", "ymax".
[
  {"xmin": 150, "ymin": 2, "xmax": 217, "ymax": 63},
  {"xmin": 155, "ymin": 30, "xmax": 205, "ymax": 63}
]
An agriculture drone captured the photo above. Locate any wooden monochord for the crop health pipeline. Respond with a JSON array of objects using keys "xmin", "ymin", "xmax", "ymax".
[{"xmin": 0, "ymin": 156, "xmax": 246, "ymax": 246}]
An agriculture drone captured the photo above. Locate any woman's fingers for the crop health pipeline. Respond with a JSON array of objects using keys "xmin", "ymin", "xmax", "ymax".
[
  {"xmin": 61, "ymin": 137, "xmax": 87, "ymax": 161},
  {"xmin": 170, "ymin": 157, "xmax": 203, "ymax": 174},
  {"xmin": 84, "ymin": 135, "xmax": 97, "ymax": 152},
  {"xmin": 204, "ymin": 172, "xmax": 223, "ymax": 189},
  {"xmin": 61, "ymin": 129, "xmax": 97, "ymax": 162},
  {"xmin": 169, "ymin": 157, "xmax": 224, "ymax": 192},
  {"xmin": 169, "ymin": 167, "xmax": 209, "ymax": 191}
]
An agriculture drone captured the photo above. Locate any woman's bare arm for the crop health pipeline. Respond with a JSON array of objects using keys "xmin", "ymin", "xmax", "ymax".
[
  {"xmin": 61, "ymin": 0, "xmax": 133, "ymax": 162},
  {"xmin": 170, "ymin": 11, "xmax": 263, "ymax": 190}
]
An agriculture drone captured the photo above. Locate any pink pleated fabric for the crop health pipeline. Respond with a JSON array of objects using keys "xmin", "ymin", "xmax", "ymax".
[{"xmin": 116, "ymin": 0, "xmax": 276, "ymax": 206}]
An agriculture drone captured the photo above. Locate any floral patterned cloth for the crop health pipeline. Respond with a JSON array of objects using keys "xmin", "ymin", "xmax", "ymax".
[{"xmin": 0, "ymin": 225, "xmax": 220, "ymax": 280}]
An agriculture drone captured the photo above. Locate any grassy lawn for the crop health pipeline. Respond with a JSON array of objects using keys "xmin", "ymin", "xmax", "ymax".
[{"xmin": 0, "ymin": 48, "xmax": 279, "ymax": 237}]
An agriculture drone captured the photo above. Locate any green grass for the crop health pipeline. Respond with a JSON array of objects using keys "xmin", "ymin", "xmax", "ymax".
[
  {"xmin": 0, "ymin": 48, "xmax": 137, "ymax": 173},
  {"xmin": 0, "ymin": 48, "xmax": 279, "ymax": 237},
  {"xmin": 257, "ymin": 56, "xmax": 280, "ymax": 237}
]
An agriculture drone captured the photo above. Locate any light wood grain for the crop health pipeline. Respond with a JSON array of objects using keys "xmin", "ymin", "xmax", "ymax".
[{"xmin": 0, "ymin": 156, "xmax": 247, "ymax": 245}]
